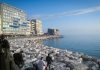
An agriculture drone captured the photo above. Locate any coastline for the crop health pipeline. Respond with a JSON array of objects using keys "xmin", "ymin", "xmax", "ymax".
[{"xmin": 8, "ymin": 36, "xmax": 100, "ymax": 70}]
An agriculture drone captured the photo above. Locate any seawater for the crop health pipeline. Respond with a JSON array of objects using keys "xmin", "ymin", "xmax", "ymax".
[{"xmin": 43, "ymin": 35, "xmax": 100, "ymax": 58}]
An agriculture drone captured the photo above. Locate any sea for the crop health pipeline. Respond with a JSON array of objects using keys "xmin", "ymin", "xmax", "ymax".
[{"xmin": 43, "ymin": 35, "xmax": 100, "ymax": 58}]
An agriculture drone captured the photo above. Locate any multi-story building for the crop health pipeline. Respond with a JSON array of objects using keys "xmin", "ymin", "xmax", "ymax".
[
  {"xmin": 30, "ymin": 20, "xmax": 35, "ymax": 35},
  {"xmin": 30, "ymin": 19, "xmax": 43, "ymax": 35},
  {"xmin": 25, "ymin": 20, "xmax": 31, "ymax": 35},
  {"xmin": 0, "ymin": 3, "xmax": 29, "ymax": 35},
  {"xmin": 48, "ymin": 28, "xmax": 60, "ymax": 35}
]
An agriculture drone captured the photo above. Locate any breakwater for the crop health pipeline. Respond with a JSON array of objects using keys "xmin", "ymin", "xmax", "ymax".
[{"xmin": 8, "ymin": 36, "xmax": 100, "ymax": 70}]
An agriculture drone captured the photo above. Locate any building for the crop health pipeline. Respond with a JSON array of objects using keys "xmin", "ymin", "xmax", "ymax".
[
  {"xmin": 25, "ymin": 20, "xmax": 32, "ymax": 35},
  {"xmin": 0, "ymin": 3, "xmax": 29, "ymax": 35},
  {"xmin": 30, "ymin": 19, "xmax": 43, "ymax": 35},
  {"xmin": 30, "ymin": 19, "xmax": 35, "ymax": 35},
  {"xmin": 48, "ymin": 28, "xmax": 60, "ymax": 35}
]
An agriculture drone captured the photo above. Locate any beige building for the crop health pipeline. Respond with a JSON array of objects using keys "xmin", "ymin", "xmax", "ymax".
[
  {"xmin": 30, "ymin": 19, "xmax": 43, "ymax": 35},
  {"xmin": 0, "ymin": 3, "xmax": 29, "ymax": 35},
  {"xmin": 30, "ymin": 20, "xmax": 35, "ymax": 35}
]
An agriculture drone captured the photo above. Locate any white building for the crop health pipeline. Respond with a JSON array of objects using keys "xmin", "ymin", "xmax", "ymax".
[{"xmin": 0, "ymin": 3, "xmax": 29, "ymax": 35}]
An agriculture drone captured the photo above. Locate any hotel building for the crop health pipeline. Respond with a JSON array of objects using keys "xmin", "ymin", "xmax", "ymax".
[{"xmin": 0, "ymin": 3, "xmax": 29, "ymax": 35}]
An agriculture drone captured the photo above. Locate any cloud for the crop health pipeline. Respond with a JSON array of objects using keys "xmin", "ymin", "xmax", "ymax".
[
  {"xmin": 70, "ymin": 6, "xmax": 100, "ymax": 15},
  {"xmin": 33, "ymin": 6, "xmax": 100, "ymax": 19}
]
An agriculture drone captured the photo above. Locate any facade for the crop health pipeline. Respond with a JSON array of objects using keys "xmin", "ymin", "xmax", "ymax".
[
  {"xmin": 0, "ymin": 3, "xmax": 29, "ymax": 35},
  {"xmin": 25, "ymin": 20, "xmax": 31, "ymax": 35},
  {"xmin": 30, "ymin": 20, "xmax": 35, "ymax": 35},
  {"xmin": 48, "ymin": 28, "xmax": 60, "ymax": 35},
  {"xmin": 30, "ymin": 19, "xmax": 43, "ymax": 35}
]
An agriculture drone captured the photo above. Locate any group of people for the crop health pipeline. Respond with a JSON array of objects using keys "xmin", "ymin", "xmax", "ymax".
[
  {"xmin": 0, "ymin": 34, "xmax": 27, "ymax": 70},
  {"xmin": 35, "ymin": 53, "xmax": 53, "ymax": 70},
  {"xmin": 0, "ymin": 34, "xmax": 53, "ymax": 70}
]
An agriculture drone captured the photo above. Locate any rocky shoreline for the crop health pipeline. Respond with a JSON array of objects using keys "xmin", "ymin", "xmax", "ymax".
[{"xmin": 8, "ymin": 36, "xmax": 100, "ymax": 70}]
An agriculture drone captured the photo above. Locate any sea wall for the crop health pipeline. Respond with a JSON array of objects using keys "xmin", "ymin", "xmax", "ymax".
[{"xmin": 8, "ymin": 36, "xmax": 100, "ymax": 70}]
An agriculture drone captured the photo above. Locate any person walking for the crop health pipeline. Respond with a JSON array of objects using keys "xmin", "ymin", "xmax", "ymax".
[{"xmin": 46, "ymin": 54, "xmax": 53, "ymax": 70}]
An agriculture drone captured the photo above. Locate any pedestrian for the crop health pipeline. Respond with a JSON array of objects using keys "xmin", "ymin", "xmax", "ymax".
[
  {"xmin": 0, "ymin": 34, "xmax": 10, "ymax": 58},
  {"xmin": 37, "ymin": 57, "xmax": 46, "ymax": 70},
  {"xmin": 13, "ymin": 50, "xmax": 24, "ymax": 68},
  {"xmin": 0, "ymin": 34, "xmax": 10, "ymax": 70},
  {"xmin": 46, "ymin": 54, "xmax": 53, "ymax": 70}
]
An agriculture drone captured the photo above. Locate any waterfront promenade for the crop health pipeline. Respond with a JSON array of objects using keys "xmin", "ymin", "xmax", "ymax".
[{"xmin": 8, "ymin": 35, "xmax": 100, "ymax": 70}]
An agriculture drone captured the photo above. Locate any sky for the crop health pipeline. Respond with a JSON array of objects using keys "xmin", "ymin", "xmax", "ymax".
[{"xmin": 1, "ymin": 0, "xmax": 100, "ymax": 35}]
